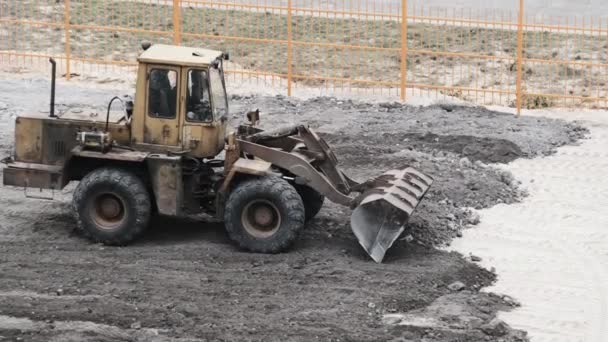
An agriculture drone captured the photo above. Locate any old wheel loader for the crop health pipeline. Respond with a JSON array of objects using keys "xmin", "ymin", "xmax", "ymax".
[{"xmin": 1, "ymin": 44, "xmax": 433, "ymax": 262}]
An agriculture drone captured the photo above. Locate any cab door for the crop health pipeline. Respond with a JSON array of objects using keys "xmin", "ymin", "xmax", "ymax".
[
  {"xmin": 143, "ymin": 65, "xmax": 181, "ymax": 146},
  {"xmin": 180, "ymin": 67, "xmax": 222, "ymax": 158}
]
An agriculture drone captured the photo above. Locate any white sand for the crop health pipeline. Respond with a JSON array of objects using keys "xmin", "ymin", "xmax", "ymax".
[{"xmin": 451, "ymin": 108, "xmax": 608, "ymax": 342}]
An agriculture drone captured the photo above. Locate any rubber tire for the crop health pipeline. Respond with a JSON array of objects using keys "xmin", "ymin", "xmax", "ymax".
[
  {"xmin": 73, "ymin": 167, "xmax": 151, "ymax": 245},
  {"xmin": 224, "ymin": 176, "xmax": 305, "ymax": 253},
  {"xmin": 295, "ymin": 184, "xmax": 325, "ymax": 222}
]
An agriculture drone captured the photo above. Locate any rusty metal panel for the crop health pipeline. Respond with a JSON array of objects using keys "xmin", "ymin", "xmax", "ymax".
[
  {"xmin": 146, "ymin": 155, "xmax": 183, "ymax": 217},
  {"xmin": 131, "ymin": 64, "xmax": 148, "ymax": 146},
  {"xmin": 14, "ymin": 117, "xmax": 43, "ymax": 164},
  {"xmin": 182, "ymin": 123, "xmax": 225, "ymax": 158},
  {"xmin": 238, "ymin": 139, "xmax": 354, "ymax": 206},
  {"xmin": 351, "ymin": 168, "xmax": 434, "ymax": 263},
  {"xmin": 42, "ymin": 121, "xmax": 76, "ymax": 165},
  {"xmin": 144, "ymin": 121, "xmax": 180, "ymax": 146},
  {"xmin": 220, "ymin": 158, "xmax": 272, "ymax": 194},
  {"xmin": 3, "ymin": 163, "xmax": 63, "ymax": 190},
  {"xmin": 217, "ymin": 121, "xmax": 227, "ymax": 155},
  {"xmin": 232, "ymin": 158, "xmax": 272, "ymax": 175},
  {"xmin": 15, "ymin": 116, "xmax": 132, "ymax": 166},
  {"xmin": 71, "ymin": 146, "xmax": 150, "ymax": 162}
]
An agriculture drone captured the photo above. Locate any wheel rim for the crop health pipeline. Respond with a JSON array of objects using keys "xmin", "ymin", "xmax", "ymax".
[
  {"xmin": 90, "ymin": 193, "xmax": 126, "ymax": 230},
  {"xmin": 241, "ymin": 199, "xmax": 281, "ymax": 238}
]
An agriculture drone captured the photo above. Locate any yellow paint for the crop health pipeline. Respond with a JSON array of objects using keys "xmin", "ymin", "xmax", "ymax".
[
  {"xmin": 14, "ymin": 117, "xmax": 43, "ymax": 163},
  {"xmin": 13, "ymin": 115, "xmax": 130, "ymax": 165},
  {"xmin": 140, "ymin": 64, "xmax": 182, "ymax": 146}
]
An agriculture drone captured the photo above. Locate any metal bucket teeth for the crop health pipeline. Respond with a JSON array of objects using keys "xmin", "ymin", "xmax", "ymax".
[{"xmin": 350, "ymin": 167, "xmax": 433, "ymax": 263}]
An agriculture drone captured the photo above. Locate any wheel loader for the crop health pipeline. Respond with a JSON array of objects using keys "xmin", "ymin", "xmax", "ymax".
[{"xmin": 1, "ymin": 43, "xmax": 433, "ymax": 262}]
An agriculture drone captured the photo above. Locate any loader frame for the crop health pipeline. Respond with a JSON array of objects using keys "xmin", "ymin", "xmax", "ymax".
[{"xmin": 2, "ymin": 44, "xmax": 434, "ymax": 262}]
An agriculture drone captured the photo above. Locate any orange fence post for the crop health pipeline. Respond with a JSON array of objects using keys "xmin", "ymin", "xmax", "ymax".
[
  {"xmin": 287, "ymin": 0, "xmax": 293, "ymax": 96},
  {"xmin": 400, "ymin": 0, "xmax": 408, "ymax": 101},
  {"xmin": 515, "ymin": 0, "xmax": 524, "ymax": 115},
  {"xmin": 64, "ymin": 0, "xmax": 71, "ymax": 80},
  {"xmin": 173, "ymin": 0, "xmax": 182, "ymax": 45}
]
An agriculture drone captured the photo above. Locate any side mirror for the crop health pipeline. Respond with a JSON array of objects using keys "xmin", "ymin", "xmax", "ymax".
[{"xmin": 246, "ymin": 109, "xmax": 260, "ymax": 126}]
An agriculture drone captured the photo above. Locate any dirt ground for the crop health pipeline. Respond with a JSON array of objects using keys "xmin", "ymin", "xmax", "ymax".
[
  {"xmin": 0, "ymin": 78, "xmax": 586, "ymax": 341},
  {"xmin": 231, "ymin": 96, "xmax": 587, "ymax": 246}
]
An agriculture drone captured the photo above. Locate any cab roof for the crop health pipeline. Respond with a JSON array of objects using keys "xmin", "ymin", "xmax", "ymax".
[{"xmin": 137, "ymin": 44, "xmax": 223, "ymax": 68}]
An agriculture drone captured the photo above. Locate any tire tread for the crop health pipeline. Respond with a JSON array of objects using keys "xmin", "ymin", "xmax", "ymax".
[
  {"xmin": 224, "ymin": 176, "xmax": 304, "ymax": 253},
  {"xmin": 73, "ymin": 167, "xmax": 151, "ymax": 245}
]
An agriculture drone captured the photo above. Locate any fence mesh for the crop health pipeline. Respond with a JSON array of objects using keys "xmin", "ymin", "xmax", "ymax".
[{"xmin": 1, "ymin": 0, "xmax": 607, "ymax": 110}]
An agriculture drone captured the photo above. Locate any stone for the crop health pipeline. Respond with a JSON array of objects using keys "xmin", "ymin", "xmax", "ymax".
[
  {"xmin": 468, "ymin": 212, "xmax": 481, "ymax": 225},
  {"xmin": 501, "ymin": 295, "xmax": 520, "ymax": 307},
  {"xmin": 480, "ymin": 318, "xmax": 508, "ymax": 337},
  {"xmin": 470, "ymin": 254, "xmax": 482, "ymax": 262},
  {"xmin": 383, "ymin": 315, "xmax": 404, "ymax": 325},
  {"xmin": 474, "ymin": 160, "xmax": 487, "ymax": 169},
  {"xmin": 459, "ymin": 157, "xmax": 473, "ymax": 168},
  {"xmin": 447, "ymin": 222, "xmax": 457, "ymax": 231},
  {"xmin": 447, "ymin": 281, "xmax": 466, "ymax": 291}
]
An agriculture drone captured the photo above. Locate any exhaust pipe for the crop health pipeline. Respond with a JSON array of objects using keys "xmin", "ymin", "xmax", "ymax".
[{"xmin": 49, "ymin": 58, "xmax": 56, "ymax": 118}]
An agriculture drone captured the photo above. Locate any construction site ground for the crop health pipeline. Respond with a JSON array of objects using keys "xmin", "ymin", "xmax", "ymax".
[{"xmin": 0, "ymin": 74, "xmax": 592, "ymax": 342}]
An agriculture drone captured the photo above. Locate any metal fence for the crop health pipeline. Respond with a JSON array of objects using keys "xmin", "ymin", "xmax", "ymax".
[{"xmin": 1, "ymin": 0, "xmax": 607, "ymax": 111}]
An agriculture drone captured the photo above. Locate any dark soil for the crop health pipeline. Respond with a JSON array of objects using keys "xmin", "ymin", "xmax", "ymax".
[
  {"xmin": 0, "ymin": 80, "xmax": 588, "ymax": 342},
  {"xmin": 230, "ymin": 96, "xmax": 587, "ymax": 246}
]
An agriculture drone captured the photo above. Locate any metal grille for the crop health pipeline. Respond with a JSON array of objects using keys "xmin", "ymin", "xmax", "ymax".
[{"xmin": 52, "ymin": 140, "xmax": 66, "ymax": 157}]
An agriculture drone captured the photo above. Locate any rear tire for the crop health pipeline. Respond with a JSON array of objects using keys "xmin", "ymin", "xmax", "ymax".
[
  {"xmin": 73, "ymin": 167, "xmax": 151, "ymax": 245},
  {"xmin": 224, "ymin": 176, "xmax": 305, "ymax": 253},
  {"xmin": 295, "ymin": 184, "xmax": 325, "ymax": 222}
]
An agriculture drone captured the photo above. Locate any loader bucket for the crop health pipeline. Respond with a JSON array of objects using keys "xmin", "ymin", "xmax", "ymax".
[{"xmin": 351, "ymin": 168, "xmax": 433, "ymax": 263}]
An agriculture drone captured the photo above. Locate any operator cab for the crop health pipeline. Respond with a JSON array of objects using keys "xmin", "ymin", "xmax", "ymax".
[{"xmin": 132, "ymin": 44, "xmax": 230, "ymax": 158}]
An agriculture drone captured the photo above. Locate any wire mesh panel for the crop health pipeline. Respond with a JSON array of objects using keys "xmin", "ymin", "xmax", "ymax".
[
  {"xmin": 1, "ymin": 0, "xmax": 608, "ymax": 110},
  {"xmin": 406, "ymin": 5, "xmax": 519, "ymax": 106},
  {"xmin": 68, "ymin": 0, "xmax": 174, "ymax": 78},
  {"xmin": 521, "ymin": 15, "xmax": 608, "ymax": 109},
  {"xmin": 0, "ymin": 0, "xmax": 66, "ymax": 74},
  {"xmin": 290, "ymin": 0, "xmax": 402, "ymax": 98},
  {"xmin": 181, "ymin": 0, "xmax": 289, "ymax": 86}
]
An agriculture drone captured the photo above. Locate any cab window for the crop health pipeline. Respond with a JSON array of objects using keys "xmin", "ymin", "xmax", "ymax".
[
  {"xmin": 209, "ymin": 67, "xmax": 228, "ymax": 118},
  {"xmin": 186, "ymin": 69, "xmax": 213, "ymax": 122},
  {"xmin": 148, "ymin": 69, "xmax": 177, "ymax": 118}
]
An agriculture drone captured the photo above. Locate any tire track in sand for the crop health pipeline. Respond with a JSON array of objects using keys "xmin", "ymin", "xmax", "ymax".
[{"xmin": 451, "ymin": 112, "xmax": 608, "ymax": 342}]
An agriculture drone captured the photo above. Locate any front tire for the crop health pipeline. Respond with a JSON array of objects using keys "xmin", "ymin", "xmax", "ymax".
[
  {"xmin": 224, "ymin": 176, "xmax": 305, "ymax": 253},
  {"xmin": 73, "ymin": 167, "xmax": 151, "ymax": 245}
]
